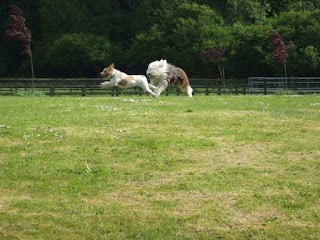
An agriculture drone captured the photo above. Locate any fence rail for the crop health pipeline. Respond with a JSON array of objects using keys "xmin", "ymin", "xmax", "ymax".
[
  {"xmin": 0, "ymin": 78, "xmax": 248, "ymax": 96},
  {"xmin": 248, "ymin": 77, "xmax": 320, "ymax": 94},
  {"xmin": 0, "ymin": 77, "xmax": 319, "ymax": 96}
]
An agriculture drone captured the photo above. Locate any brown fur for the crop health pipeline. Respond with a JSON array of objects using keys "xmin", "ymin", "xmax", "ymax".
[
  {"xmin": 124, "ymin": 76, "xmax": 134, "ymax": 82},
  {"xmin": 118, "ymin": 80, "xmax": 127, "ymax": 86},
  {"xmin": 167, "ymin": 64, "xmax": 190, "ymax": 88},
  {"xmin": 118, "ymin": 76, "xmax": 134, "ymax": 86},
  {"xmin": 101, "ymin": 63, "xmax": 114, "ymax": 79}
]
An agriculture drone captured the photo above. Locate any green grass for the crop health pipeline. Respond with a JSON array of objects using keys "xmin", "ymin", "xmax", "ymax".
[{"xmin": 0, "ymin": 95, "xmax": 319, "ymax": 239}]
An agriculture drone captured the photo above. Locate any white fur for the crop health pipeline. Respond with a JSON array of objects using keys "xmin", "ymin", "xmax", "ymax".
[
  {"xmin": 146, "ymin": 59, "xmax": 169, "ymax": 87},
  {"xmin": 146, "ymin": 59, "xmax": 193, "ymax": 97},
  {"xmin": 100, "ymin": 64, "xmax": 156, "ymax": 97}
]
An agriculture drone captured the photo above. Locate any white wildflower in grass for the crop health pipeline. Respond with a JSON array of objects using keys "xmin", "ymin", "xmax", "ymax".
[
  {"xmin": 46, "ymin": 128, "xmax": 63, "ymax": 138},
  {"xmin": 23, "ymin": 133, "xmax": 28, "ymax": 139},
  {"xmin": 23, "ymin": 132, "xmax": 33, "ymax": 139},
  {"xmin": 96, "ymin": 105, "xmax": 122, "ymax": 111},
  {"xmin": 124, "ymin": 98, "xmax": 136, "ymax": 103},
  {"xmin": 124, "ymin": 98, "xmax": 151, "ymax": 104}
]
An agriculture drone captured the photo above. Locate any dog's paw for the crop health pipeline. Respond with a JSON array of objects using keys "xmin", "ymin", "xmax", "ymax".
[{"xmin": 100, "ymin": 82, "xmax": 108, "ymax": 88}]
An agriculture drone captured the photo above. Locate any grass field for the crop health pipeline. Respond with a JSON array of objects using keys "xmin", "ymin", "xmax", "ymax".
[{"xmin": 0, "ymin": 95, "xmax": 319, "ymax": 239}]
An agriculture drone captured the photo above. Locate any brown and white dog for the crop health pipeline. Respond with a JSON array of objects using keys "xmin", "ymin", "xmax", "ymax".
[
  {"xmin": 146, "ymin": 59, "xmax": 193, "ymax": 97},
  {"xmin": 100, "ymin": 63, "xmax": 156, "ymax": 97}
]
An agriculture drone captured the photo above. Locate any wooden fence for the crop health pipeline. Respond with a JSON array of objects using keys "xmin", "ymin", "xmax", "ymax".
[
  {"xmin": 0, "ymin": 77, "xmax": 319, "ymax": 96},
  {"xmin": 0, "ymin": 78, "xmax": 248, "ymax": 96},
  {"xmin": 248, "ymin": 77, "xmax": 320, "ymax": 94}
]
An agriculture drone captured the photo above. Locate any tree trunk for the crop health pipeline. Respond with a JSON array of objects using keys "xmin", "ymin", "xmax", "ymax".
[
  {"xmin": 218, "ymin": 64, "xmax": 223, "ymax": 79},
  {"xmin": 284, "ymin": 63, "xmax": 287, "ymax": 90},
  {"xmin": 28, "ymin": 44, "xmax": 35, "ymax": 91}
]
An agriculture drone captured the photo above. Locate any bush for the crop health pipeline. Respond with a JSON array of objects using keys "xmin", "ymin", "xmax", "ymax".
[{"xmin": 47, "ymin": 33, "xmax": 111, "ymax": 77}]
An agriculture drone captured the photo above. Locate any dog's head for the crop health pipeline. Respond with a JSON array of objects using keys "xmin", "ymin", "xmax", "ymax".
[
  {"xmin": 146, "ymin": 59, "xmax": 168, "ymax": 79},
  {"xmin": 100, "ymin": 63, "xmax": 115, "ymax": 80}
]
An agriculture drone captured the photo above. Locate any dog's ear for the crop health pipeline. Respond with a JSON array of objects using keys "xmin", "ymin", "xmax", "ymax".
[
  {"xmin": 111, "ymin": 63, "xmax": 115, "ymax": 68},
  {"xmin": 159, "ymin": 60, "xmax": 164, "ymax": 67},
  {"xmin": 160, "ymin": 59, "xmax": 167, "ymax": 65}
]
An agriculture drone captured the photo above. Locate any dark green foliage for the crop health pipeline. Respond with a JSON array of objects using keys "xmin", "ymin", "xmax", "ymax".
[
  {"xmin": 1, "ymin": 0, "xmax": 320, "ymax": 77},
  {"xmin": 46, "ymin": 33, "xmax": 111, "ymax": 77}
]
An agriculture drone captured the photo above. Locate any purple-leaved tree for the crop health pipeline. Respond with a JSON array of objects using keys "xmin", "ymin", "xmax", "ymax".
[
  {"xmin": 201, "ymin": 48, "xmax": 225, "ymax": 79},
  {"xmin": 5, "ymin": 4, "xmax": 35, "ymax": 89},
  {"xmin": 271, "ymin": 31, "xmax": 294, "ymax": 89}
]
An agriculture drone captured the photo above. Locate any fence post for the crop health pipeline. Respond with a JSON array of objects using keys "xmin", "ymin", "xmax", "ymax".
[
  {"xmin": 14, "ymin": 78, "xmax": 18, "ymax": 93},
  {"xmin": 235, "ymin": 80, "xmax": 238, "ymax": 95},
  {"xmin": 81, "ymin": 79, "xmax": 86, "ymax": 96},
  {"xmin": 176, "ymin": 87, "xmax": 180, "ymax": 96},
  {"xmin": 292, "ymin": 77, "xmax": 297, "ymax": 92},
  {"xmin": 264, "ymin": 79, "xmax": 268, "ymax": 95},
  {"xmin": 242, "ymin": 79, "xmax": 247, "ymax": 95},
  {"xmin": 24, "ymin": 79, "xmax": 27, "ymax": 91},
  {"xmin": 218, "ymin": 80, "xmax": 222, "ymax": 95},
  {"xmin": 205, "ymin": 80, "xmax": 209, "ymax": 95},
  {"xmin": 248, "ymin": 77, "xmax": 252, "ymax": 94},
  {"xmin": 50, "ymin": 78, "xmax": 55, "ymax": 96}
]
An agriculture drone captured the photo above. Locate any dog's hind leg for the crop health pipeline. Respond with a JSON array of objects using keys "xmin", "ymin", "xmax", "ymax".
[
  {"xmin": 148, "ymin": 84, "xmax": 157, "ymax": 91},
  {"xmin": 185, "ymin": 85, "xmax": 193, "ymax": 98},
  {"xmin": 140, "ymin": 84, "xmax": 156, "ymax": 97},
  {"xmin": 145, "ymin": 88, "xmax": 156, "ymax": 97}
]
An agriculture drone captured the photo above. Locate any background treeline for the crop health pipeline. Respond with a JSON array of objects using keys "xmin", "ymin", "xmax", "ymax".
[{"xmin": 1, "ymin": 0, "xmax": 320, "ymax": 78}]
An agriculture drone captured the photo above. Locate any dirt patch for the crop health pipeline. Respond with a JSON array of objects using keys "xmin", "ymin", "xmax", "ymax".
[
  {"xmin": 230, "ymin": 208, "xmax": 287, "ymax": 229},
  {"xmin": 0, "ymin": 137, "xmax": 23, "ymax": 148}
]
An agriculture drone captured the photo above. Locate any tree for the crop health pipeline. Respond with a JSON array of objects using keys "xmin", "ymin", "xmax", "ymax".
[
  {"xmin": 2, "ymin": 1, "xmax": 320, "ymax": 78},
  {"xmin": 201, "ymin": 48, "xmax": 226, "ymax": 79},
  {"xmin": 47, "ymin": 33, "xmax": 111, "ymax": 77},
  {"xmin": 5, "ymin": 4, "xmax": 34, "ymax": 88},
  {"xmin": 298, "ymin": 45, "xmax": 320, "ymax": 76},
  {"xmin": 287, "ymin": 0, "xmax": 320, "ymax": 11},
  {"xmin": 129, "ymin": 2, "xmax": 225, "ymax": 76},
  {"xmin": 226, "ymin": 0, "xmax": 271, "ymax": 23},
  {"xmin": 223, "ymin": 23, "xmax": 271, "ymax": 78},
  {"xmin": 270, "ymin": 30, "xmax": 294, "ymax": 88}
]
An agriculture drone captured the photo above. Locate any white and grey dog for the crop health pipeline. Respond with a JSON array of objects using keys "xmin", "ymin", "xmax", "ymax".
[
  {"xmin": 146, "ymin": 59, "xmax": 193, "ymax": 97},
  {"xmin": 100, "ymin": 63, "xmax": 156, "ymax": 97}
]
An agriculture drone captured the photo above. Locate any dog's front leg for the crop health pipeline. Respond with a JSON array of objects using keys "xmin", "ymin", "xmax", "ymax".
[
  {"xmin": 100, "ymin": 81, "xmax": 114, "ymax": 88},
  {"xmin": 154, "ymin": 80, "xmax": 168, "ymax": 97}
]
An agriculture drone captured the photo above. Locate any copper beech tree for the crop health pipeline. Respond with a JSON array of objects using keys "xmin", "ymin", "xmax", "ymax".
[
  {"xmin": 271, "ymin": 30, "xmax": 294, "ymax": 88},
  {"xmin": 201, "ymin": 48, "xmax": 225, "ymax": 79},
  {"xmin": 5, "ymin": 4, "xmax": 35, "ymax": 89}
]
